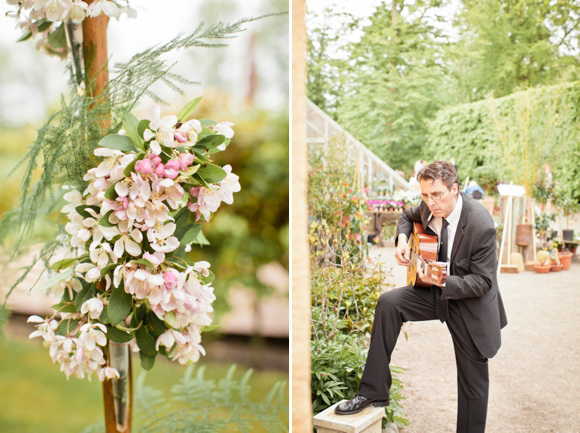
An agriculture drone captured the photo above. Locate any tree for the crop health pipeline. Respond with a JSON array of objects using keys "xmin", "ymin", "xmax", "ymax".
[
  {"xmin": 337, "ymin": 0, "xmax": 453, "ymax": 170},
  {"xmin": 306, "ymin": 7, "xmax": 353, "ymax": 119},
  {"xmin": 453, "ymin": 0, "xmax": 580, "ymax": 101}
]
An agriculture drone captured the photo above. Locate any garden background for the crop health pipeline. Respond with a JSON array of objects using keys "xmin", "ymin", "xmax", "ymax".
[
  {"xmin": 0, "ymin": 1, "xmax": 289, "ymax": 432},
  {"xmin": 303, "ymin": 0, "xmax": 580, "ymax": 431}
]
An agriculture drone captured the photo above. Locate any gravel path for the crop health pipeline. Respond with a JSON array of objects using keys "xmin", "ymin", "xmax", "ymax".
[{"xmin": 369, "ymin": 246, "xmax": 580, "ymax": 433}]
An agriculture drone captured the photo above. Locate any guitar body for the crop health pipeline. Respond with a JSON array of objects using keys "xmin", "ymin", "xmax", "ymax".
[{"xmin": 407, "ymin": 222, "xmax": 440, "ymax": 287}]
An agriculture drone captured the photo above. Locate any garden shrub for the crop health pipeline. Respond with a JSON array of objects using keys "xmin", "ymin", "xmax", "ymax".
[{"xmin": 308, "ymin": 137, "xmax": 409, "ymax": 428}]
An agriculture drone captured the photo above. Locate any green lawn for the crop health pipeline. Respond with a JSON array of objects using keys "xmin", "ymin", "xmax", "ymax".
[{"xmin": 0, "ymin": 335, "xmax": 288, "ymax": 432}]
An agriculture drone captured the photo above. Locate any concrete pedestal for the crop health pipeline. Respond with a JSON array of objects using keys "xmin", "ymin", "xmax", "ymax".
[{"xmin": 313, "ymin": 401, "xmax": 385, "ymax": 433}]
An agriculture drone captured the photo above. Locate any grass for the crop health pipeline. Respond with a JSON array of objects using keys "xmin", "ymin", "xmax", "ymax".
[{"xmin": 0, "ymin": 334, "xmax": 288, "ymax": 432}]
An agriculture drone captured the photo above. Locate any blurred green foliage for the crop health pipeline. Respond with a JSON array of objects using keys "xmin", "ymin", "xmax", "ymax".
[{"xmin": 0, "ymin": 334, "xmax": 288, "ymax": 433}]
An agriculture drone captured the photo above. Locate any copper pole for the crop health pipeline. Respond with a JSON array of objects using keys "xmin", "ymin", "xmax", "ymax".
[{"xmin": 82, "ymin": 3, "xmax": 132, "ymax": 431}]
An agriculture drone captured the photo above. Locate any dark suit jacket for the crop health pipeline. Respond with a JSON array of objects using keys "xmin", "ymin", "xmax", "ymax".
[{"xmin": 396, "ymin": 192, "xmax": 508, "ymax": 358}]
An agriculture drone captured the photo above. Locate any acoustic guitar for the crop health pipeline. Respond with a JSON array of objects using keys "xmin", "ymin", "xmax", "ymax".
[{"xmin": 406, "ymin": 222, "xmax": 447, "ymax": 287}]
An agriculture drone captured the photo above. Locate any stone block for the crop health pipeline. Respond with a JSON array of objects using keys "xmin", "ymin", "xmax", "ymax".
[{"xmin": 313, "ymin": 400, "xmax": 384, "ymax": 433}]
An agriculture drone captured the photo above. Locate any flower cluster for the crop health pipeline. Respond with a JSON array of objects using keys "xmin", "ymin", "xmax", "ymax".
[
  {"xmin": 392, "ymin": 189, "xmax": 421, "ymax": 208},
  {"xmin": 6, "ymin": 0, "xmax": 136, "ymax": 53},
  {"xmin": 366, "ymin": 199, "xmax": 404, "ymax": 212},
  {"xmin": 29, "ymin": 99, "xmax": 240, "ymax": 381}
]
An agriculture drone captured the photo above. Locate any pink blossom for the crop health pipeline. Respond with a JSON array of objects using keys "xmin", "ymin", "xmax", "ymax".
[
  {"xmin": 156, "ymin": 163, "xmax": 165, "ymax": 177},
  {"xmin": 135, "ymin": 158, "xmax": 153, "ymax": 175},
  {"xmin": 163, "ymin": 270, "xmax": 178, "ymax": 290},
  {"xmin": 174, "ymin": 130, "xmax": 188, "ymax": 143},
  {"xmin": 179, "ymin": 153, "xmax": 195, "ymax": 168},
  {"xmin": 165, "ymin": 159, "xmax": 181, "ymax": 171}
]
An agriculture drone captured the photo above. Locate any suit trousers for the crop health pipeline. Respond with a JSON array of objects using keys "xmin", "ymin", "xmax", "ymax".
[{"xmin": 358, "ymin": 285, "xmax": 489, "ymax": 433}]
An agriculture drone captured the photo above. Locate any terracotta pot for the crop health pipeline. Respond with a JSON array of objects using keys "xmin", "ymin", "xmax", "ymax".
[
  {"xmin": 551, "ymin": 263, "xmax": 563, "ymax": 272},
  {"xmin": 534, "ymin": 264, "xmax": 552, "ymax": 273},
  {"xmin": 559, "ymin": 251, "xmax": 573, "ymax": 270}
]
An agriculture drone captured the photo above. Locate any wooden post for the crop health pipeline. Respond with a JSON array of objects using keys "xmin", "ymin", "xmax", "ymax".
[
  {"xmin": 82, "ymin": 4, "xmax": 132, "ymax": 431},
  {"xmin": 82, "ymin": 5, "xmax": 109, "ymax": 100},
  {"xmin": 292, "ymin": 0, "xmax": 312, "ymax": 431}
]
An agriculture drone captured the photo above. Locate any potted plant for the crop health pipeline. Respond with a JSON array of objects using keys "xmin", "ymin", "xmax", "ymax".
[
  {"xmin": 554, "ymin": 186, "xmax": 580, "ymax": 241},
  {"xmin": 534, "ymin": 211, "xmax": 556, "ymax": 247},
  {"xmin": 550, "ymin": 247, "xmax": 563, "ymax": 271},
  {"xmin": 535, "ymin": 250, "xmax": 552, "ymax": 273}
]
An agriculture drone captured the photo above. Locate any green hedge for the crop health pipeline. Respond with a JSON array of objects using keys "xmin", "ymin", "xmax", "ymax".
[{"xmin": 426, "ymin": 81, "xmax": 580, "ymax": 202}]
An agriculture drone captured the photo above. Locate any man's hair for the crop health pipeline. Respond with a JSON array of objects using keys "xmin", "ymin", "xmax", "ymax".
[{"xmin": 417, "ymin": 160, "xmax": 459, "ymax": 191}]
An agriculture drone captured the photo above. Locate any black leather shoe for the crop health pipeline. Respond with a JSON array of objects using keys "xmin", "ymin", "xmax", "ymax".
[{"xmin": 334, "ymin": 394, "xmax": 390, "ymax": 415}]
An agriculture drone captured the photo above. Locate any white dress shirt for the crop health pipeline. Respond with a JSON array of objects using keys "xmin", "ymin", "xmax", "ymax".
[{"xmin": 428, "ymin": 193, "xmax": 463, "ymax": 263}]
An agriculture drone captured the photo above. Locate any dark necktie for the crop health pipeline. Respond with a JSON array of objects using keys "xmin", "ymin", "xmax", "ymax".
[{"xmin": 435, "ymin": 218, "xmax": 449, "ymax": 322}]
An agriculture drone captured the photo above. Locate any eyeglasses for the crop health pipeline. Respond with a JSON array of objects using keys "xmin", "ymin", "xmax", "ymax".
[{"xmin": 421, "ymin": 190, "xmax": 448, "ymax": 202}]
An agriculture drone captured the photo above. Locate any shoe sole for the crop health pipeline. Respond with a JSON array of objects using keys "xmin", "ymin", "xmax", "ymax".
[{"xmin": 334, "ymin": 400, "xmax": 390, "ymax": 415}]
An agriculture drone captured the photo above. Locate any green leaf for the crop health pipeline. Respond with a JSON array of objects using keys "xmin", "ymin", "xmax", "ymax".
[
  {"xmin": 201, "ymin": 324, "xmax": 220, "ymax": 333},
  {"xmin": 200, "ymin": 119, "xmax": 217, "ymax": 127},
  {"xmin": 178, "ymin": 224, "xmax": 201, "ymax": 247},
  {"xmin": 135, "ymin": 326, "xmax": 156, "ymax": 356},
  {"xmin": 123, "ymin": 109, "xmax": 144, "ymax": 150},
  {"xmin": 17, "ymin": 31, "xmax": 33, "ymax": 43},
  {"xmin": 138, "ymin": 119, "xmax": 151, "ymax": 139},
  {"xmin": 193, "ymin": 230, "xmax": 210, "ymax": 246},
  {"xmin": 192, "ymin": 173, "xmax": 211, "ymax": 189},
  {"xmin": 163, "ymin": 311, "xmax": 179, "ymax": 329},
  {"xmin": 146, "ymin": 312, "xmax": 167, "ymax": 338},
  {"xmin": 55, "ymin": 319, "xmax": 79, "ymax": 337},
  {"xmin": 51, "ymin": 302, "xmax": 77, "ymax": 313},
  {"xmin": 98, "ymin": 134, "xmax": 138, "ymax": 153},
  {"xmin": 31, "ymin": 268, "xmax": 73, "ymax": 293},
  {"xmin": 50, "ymin": 258, "xmax": 77, "ymax": 271},
  {"xmin": 107, "ymin": 326, "xmax": 134, "ymax": 343},
  {"xmin": 99, "ymin": 210, "xmax": 116, "ymax": 227},
  {"xmin": 99, "ymin": 263, "xmax": 117, "ymax": 278},
  {"xmin": 180, "ymin": 163, "xmax": 200, "ymax": 178},
  {"xmin": 108, "ymin": 282, "xmax": 132, "ymax": 326},
  {"xmin": 197, "ymin": 163, "xmax": 227, "ymax": 183},
  {"xmin": 75, "ymin": 205, "xmax": 101, "ymax": 218},
  {"xmin": 190, "ymin": 151, "xmax": 212, "ymax": 164},
  {"xmin": 75, "ymin": 283, "xmax": 96, "ymax": 310},
  {"xmin": 37, "ymin": 19, "xmax": 52, "ymax": 33},
  {"xmin": 193, "ymin": 134, "xmax": 225, "ymax": 152},
  {"xmin": 47, "ymin": 23, "xmax": 66, "ymax": 49},
  {"xmin": 200, "ymin": 269, "xmax": 214, "ymax": 284},
  {"xmin": 140, "ymin": 353, "xmax": 156, "ymax": 370},
  {"xmin": 178, "ymin": 97, "xmax": 203, "ymax": 121},
  {"xmin": 99, "ymin": 305, "xmax": 110, "ymax": 324},
  {"xmin": 104, "ymin": 182, "xmax": 119, "ymax": 200},
  {"xmin": 130, "ymin": 259, "xmax": 155, "ymax": 270},
  {"xmin": 173, "ymin": 206, "xmax": 191, "ymax": 234},
  {"xmin": 208, "ymin": 138, "xmax": 230, "ymax": 154}
]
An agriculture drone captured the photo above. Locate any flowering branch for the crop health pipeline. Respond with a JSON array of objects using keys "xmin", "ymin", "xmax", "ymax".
[{"xmin": 28, "ymin": 97, "xmax": 241, "ymax": 381}]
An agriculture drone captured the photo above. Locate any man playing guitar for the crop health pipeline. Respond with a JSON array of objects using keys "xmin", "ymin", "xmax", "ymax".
[{"xmin": 335, "ymin": 160, "xmax": 507, "ymax": 433}]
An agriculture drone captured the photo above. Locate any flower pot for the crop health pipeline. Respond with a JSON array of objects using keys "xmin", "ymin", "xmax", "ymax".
[
  {"xmin": 534, "ymin": 264, "xmax": 552, "ymax": 273},
  {"xmin": 563, "ymin": 229, "xmax": 575, "ymax": 241},
  {"xmin": 551, "ymin": 263, "xmax": 563, "ymax": 272},
  {"xmin": 559, "ymin": 251, "xmax": 573, "ymax": 270}
]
